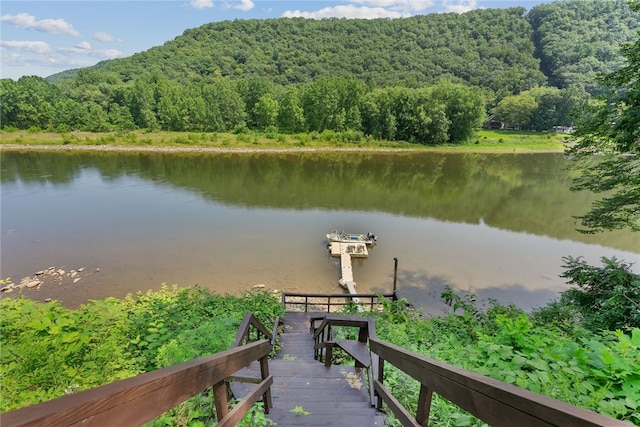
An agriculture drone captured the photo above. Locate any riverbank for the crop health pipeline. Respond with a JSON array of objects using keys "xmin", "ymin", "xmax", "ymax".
[{"xmin": 0, "ymin": 129, "xmax": 568, "ymax": 153}]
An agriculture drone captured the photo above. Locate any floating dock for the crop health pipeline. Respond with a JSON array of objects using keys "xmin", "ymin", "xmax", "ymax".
[{"xmin": 328, "ymin": 241, "xmax": 369, "ymax": 304}]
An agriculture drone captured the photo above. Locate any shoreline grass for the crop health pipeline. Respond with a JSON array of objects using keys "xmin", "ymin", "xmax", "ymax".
[{"xmin": 0, "ymin": 129, "xmax": 569, "ymax": 153}]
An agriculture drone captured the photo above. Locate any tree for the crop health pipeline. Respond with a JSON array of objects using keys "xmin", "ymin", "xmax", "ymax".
[
  {"xmin": 128, "ymin": 78, "xmax": 159, "ymax": 130},
  {"xmin": 0, "ymin": 79, "xmax": 19, "ymax": 128},
  {"xmin": 253, "ymin": 93, "xmax": 278, "ymax": 130},
  {"xmin": 52, "ymin": 99, "xmax": 88, "ymax": 131},
  {"xmin": 108, "ymin": 103, "xmax": 136, "ymax": 131},
  {"xmin": 301, "ymin": 78, "xmax": 345, "ymax": 132},
  {"xmin": 429, "ymin": 80, "xmax": 486, "ymax": 143},
  {"xmin": 567, "ymin": 0, "xmax": 640, "ymax": 233},
  {"xmin": 491, "ymin": 92, "xmax": 537, "ymax": 129},
  {"xmin": 277, "ymin": 87, "xmax": 305, "ymax": 133},
  {"xmin": 2, "ymin": 76, "xmax": 60, "ymax": 130},
  {"xmin": 236, "ymin": 78, "xmax": 276, "ymax": 129}
]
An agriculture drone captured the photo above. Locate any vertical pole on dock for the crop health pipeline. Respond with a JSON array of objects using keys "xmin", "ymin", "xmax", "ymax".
[{"xmin": 393, "ymin": 257, "xmax": 398, "ymax": 295}]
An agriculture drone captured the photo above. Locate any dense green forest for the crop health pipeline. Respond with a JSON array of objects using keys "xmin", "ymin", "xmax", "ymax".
[{"xmin": 1, "ymin": 0, "xmax": 638, "ymax": 142}]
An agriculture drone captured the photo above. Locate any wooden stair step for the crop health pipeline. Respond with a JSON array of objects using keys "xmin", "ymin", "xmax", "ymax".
[
  {"xmin": 335, "ymin": 339, "xmax": 370, "ymax": 367},
  {"xmin": 236, "ymin": 360, "xmax": 365, "ymax": 378},
  {"xmin": 266, "ymin": 409, "xmax": 386, "ymax": 426}
]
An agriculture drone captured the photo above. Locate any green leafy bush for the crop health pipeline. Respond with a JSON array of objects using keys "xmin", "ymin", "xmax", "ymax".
[
  {"xmin": 0, "ymin": 286, "xmax": 284, "ymax": 417},
  {"xmin": 558, "ymin": 256, "xmax": 640, "ymax": 331}
]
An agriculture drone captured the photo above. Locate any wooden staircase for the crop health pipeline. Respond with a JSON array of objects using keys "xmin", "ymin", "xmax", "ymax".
[{"xmin": 232, "ymin": 312, "xmax": 386, "ymax": 426}]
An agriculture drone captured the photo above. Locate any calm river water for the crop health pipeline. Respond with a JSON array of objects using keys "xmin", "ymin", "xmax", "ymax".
[{"xmin": 1, "ymin": 150, "xmax": 638, "ymax": 313}]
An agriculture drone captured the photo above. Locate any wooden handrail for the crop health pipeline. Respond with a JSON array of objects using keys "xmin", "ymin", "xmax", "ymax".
[
  {"xmin": 231, "ymin": 312, "xmax": 275, "ymax": 348},
  {"xmin": 1, "ymin": 313, "xmax": 279, "ymax": 427},
  {"xmin": 1, "ymin": 340, "xmax": 272, "ymax": 427},
  {"xmin": 369, "ymin": 337, "xmax": 634, "ymax": 427}
]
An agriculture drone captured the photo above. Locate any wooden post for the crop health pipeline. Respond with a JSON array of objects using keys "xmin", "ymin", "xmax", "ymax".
[
  {"xmin": 393, "ymin": 258, "xmax": 398, "ymax": 295},
  {"xmin": 358, "ymin": 324, "xmax": 368, "ymax": 343},
  {"xmin": 376, "ymin": 357, "xmax": 385, "ymax": 409},
  {"xmin": 415, "ymin": 384, "xmax": 433, "ymax": 426},
  {"xmin": 213, "ymin": 380, "xmax": 229, "ymax": 421},
  {"xmin": 259, "ymin": 355, "xmax": 272, "ymax": 413}
]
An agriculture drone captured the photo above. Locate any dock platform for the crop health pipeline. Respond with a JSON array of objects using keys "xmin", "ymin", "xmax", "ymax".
[{"xmin": 329, "ymin": 241, "xmax": 370, "ymax": 304}]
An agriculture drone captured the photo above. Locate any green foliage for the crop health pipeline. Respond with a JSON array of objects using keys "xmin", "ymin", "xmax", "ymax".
[
  {"xmin": 289, "ymin": 405, "xmax": 311, "ymax": 415},
  {"xmin": 55, "ymin": 9, "xmax": 545, "ymax": 92},
  {"xmin": 567, "ymin": 0, "xmax": 640, "ymax": 233},
  {"xmin": 558, "ymin": 256, "xmax": 640, "ymax": 332},
  {"xmin": 370, "ymin": 293, "xmax": 640, "ymax": 425},
  {"xmin": 238, "ymin": 402, "xmax": 276, "ymax": 426},
  {"xmin": 491, "ymin": 92, "xmax": 538, "ymax": 129},
  {"xmin": 1, "ymin": 286, "xmax": 284, "ymax": 422},
  {"xmin": 0, "ymin": 297, "xmax": 139, "ymax": 412},
  {"xmin": 528, "ymin": 0, "xmax": 638, "ymax": 95}
]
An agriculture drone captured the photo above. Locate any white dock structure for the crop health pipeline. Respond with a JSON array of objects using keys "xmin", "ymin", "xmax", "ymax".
[{"xmin": 328, "ymin": 241, "xmax": 369, "ymax": 304}]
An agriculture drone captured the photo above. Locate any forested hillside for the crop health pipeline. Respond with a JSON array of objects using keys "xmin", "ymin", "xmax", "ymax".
[
  {"xmin": 528, "ymin": 0, "xmax": 640, "ymax": 95},
  {"xmin": 48, "ymin": 0, "xmax": 638, "ymax": 96},
  {"xmin": 73, "ymin": 7, "xmax": 545, "ymax": 96},
  {"xmin": 1, "ymin": 0, "xmax": 638, "ymax": 142}
]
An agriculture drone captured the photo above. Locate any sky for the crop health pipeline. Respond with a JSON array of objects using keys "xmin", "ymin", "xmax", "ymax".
[{"xmin": 1, "ymin": 0, "xmax": 554, "ymax": 80}]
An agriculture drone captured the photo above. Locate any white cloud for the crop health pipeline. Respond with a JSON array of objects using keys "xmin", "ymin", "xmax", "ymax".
[
  {"xmin": 442, "ymin": 0, "xmax": 480, "ymax": 13},
  {"xmin": 0, "ymin": 52, "xmax": 31, "ymax": 67},
  {"xmin": 1, "ymin": 53, "xmax": 58, "ymax": 68},
  {"xmin": 0, "ymin": 40, "xmax": 53, "ymax": 54},
  {"xmin": 0, "ymin": 13, "xmax": 79, "ymax": 36},
  {"xmin": 283, "ymin": 5, "xmax": 409, "ymax": 19},
  {"xmin": 234, "ymin": 0, "xmax": 254, "ymax": 11},
  {"xmin": 76, "ymin": 41, "xmax": 92, "ymax": 51},
  {"xmin": 221, "ymin": 0, "xmax": 254, "ymax": 11},
  {"xmin": 94, "ymin": 32, "xmax": 122, "ymax": 42},
  {"xmin": 190, "ymin": 0, "xmax": 214, "ymax": 9},
  {"xmin": 350, "ymin": 0, "xmax": 434, "ymax": 13},
  {"xmin": 96, "ymin": 49, "xmax": 124, "ymax": 59},
  {"xmin": 58, "ymin": 44, "xmax": 124, "ymax": 59}
]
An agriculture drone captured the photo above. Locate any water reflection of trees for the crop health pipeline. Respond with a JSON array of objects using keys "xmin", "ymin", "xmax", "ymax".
[{"xmin": 1, "ymin": 150, "xmax": 636, "ymax": 252}]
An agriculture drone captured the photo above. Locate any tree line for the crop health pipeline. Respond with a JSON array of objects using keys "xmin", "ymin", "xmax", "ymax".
[{"xmin": 0, "ymin": 73, "xmax": 586, "ymax": 143}]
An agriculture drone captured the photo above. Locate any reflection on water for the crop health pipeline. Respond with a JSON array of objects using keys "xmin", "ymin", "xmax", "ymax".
[{"xmin": 1, "ymin": 150, "xmax": 638, "ymax": 311}]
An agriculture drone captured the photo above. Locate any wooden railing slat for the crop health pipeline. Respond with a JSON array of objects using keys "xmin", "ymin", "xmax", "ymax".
[
  {"xmin": 216, "ymin": 376, "xmax": 273, "ymax": 427},
  {"xmin": 373, "ymin": 380, "xmax": 422, "ymax": 427},
  {"xmin": 232, "ymin": 313, "xmax": 273, "ymax": 348}
]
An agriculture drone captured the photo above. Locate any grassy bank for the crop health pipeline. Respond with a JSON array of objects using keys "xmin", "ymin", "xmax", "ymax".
[{"xmin": 0, "ymin": 129, "xmax": 568, "ymax": 153}]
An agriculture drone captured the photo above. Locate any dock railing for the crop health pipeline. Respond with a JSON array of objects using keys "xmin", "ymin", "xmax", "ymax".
[
  {"xmin": 281, "ymin": 291, "xmax": 397, "ymax": 313},
  {"xmin": 0, "ymin": 313, "xmax": 276, "ymax": 427}
]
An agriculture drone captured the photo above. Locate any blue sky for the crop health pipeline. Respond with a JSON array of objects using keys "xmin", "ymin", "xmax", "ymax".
[{"xmin": 1, "ymin": 0, "xmax": 553, "ymax": 80}]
